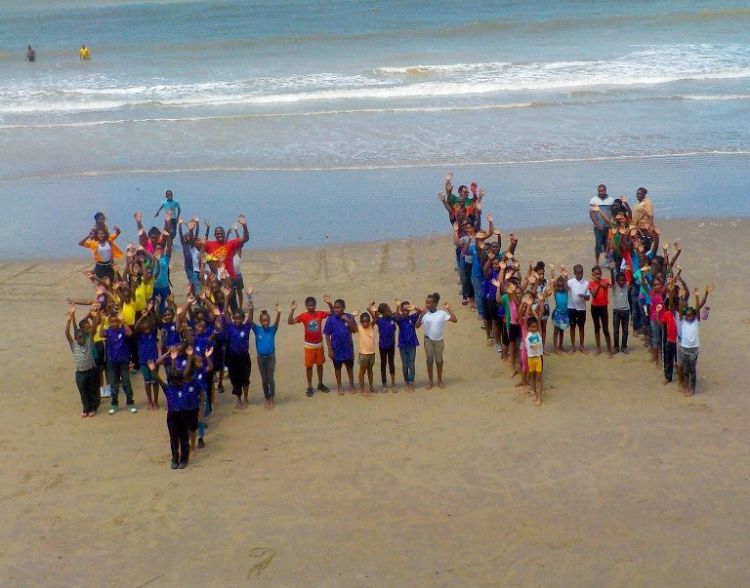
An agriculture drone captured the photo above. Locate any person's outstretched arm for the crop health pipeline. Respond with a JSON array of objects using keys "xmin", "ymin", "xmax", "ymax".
[
  {"xmin": 695, "ymin": 284, "xmax": 713, "ymax": 313},
  {"xmin": 247, "ymin": 297, "xmax": 255, "ymax": 326},
  {"xmin": 444, "ymin": 302, "xmax": 458, "ymax": 323},
  {"xmin": 64, "ymin": 307, "xmax": 75, "ymax": 345},
  {"xmin": 154, "ymin": 203, "xmax": 164, "ymax": 218},
  {"xmin": 238, "ymin": 214, "xmax": 249, "ymax": 244},
  {"xmin": 287, "ymin": 300, "xmax": 298, "ymax": 325},
  {"xmin": 273, "ymin": 304, "xmax": 281, "ymax": 328}
]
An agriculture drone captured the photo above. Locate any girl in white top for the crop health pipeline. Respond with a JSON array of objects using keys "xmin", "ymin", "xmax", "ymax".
[
  {"xmin": 678, "ymin": 284, "xmax": 713, "ymax": 397},
  {"xmin": 416, "ymin": 292, "xmax": 457, "ymax": 390}
]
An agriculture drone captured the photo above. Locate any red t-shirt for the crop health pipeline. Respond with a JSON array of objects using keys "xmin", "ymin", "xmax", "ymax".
[
  {"xmin": 661, "ymin": 310, "xmax": 678, "ymax": 343},
  {"xmin": 295, "ymin": 311, "xmax": 329, "ymax": 347},
  {"xmin": 204, "ymin": 238, "xmax": 243, "ymax": 277},
  {"xmin": 588, "ymin": 278, "xmax": 611, "ymax": 307}
]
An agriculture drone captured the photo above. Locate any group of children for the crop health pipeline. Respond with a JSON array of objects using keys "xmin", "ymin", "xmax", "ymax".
[
  {"xmin": 441, "ymin": 175, "xmax": 714, "ymax": 405},
  {"xmin": 69, "ymin": 194, "xmax": 459, "ymax": 469}
]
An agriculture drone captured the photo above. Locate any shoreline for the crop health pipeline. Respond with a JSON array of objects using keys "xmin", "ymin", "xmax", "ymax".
[{"xmin": 1, "ymin": 216, "xmax": 746, "ymax": 264}]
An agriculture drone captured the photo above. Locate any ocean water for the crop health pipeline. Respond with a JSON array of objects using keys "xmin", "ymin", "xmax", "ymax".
[{"xmin": 0, "ymin": 0, "xmax": 749, "ymax": 256}]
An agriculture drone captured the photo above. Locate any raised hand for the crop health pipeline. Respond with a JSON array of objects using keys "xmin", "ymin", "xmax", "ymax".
[
  {"xmin": 491, "ymin": 279, "xmax": 500, "ymax": 288},
  {"xmin": 706, "ymin": 283, "xmax": 715, "ymax": 294},
  {"xmin": 134, "ymin": 211, "xmax": 142, "ymax": 223},
  {"xmin": 674, "ymin": 240, "xmax": 681, "ymax": 252},
  {"xmin": 290, "ymin": 300, "xmax": 298, "ymax": 310},
  {"xmin": 246, "ymin": 287, "xmax": 254, "ymax": 297},
  {"xmin": 452, "ymin": 221, "xmax": 459, "ymax": 232},
  {"xmin": 662, "ymin": 242, "xmax": 669, "ymax": 251},
  {"xmin": 237, "ymin": 214, "xmax": 247, "ymax": 226},
  {"xmin": 274, "ymin": 303, "xmax": 281, "ymax": 313},
  {"xmin": 438, "ymin": 192, "xmax": 447, "ymax": 203},
  {"xmin": 443, "ymin": 302, "xmax": 451, "ymax": 311},
  {"xmin": 322, "ymin": 294, "xmax": 332, "ymax": 305},
  {"xmin": 487, "ymin": 213, "xmax": 494, "ymax": 224}
]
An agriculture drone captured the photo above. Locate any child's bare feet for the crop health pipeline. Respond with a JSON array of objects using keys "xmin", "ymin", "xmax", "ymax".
[
  {"xmin": 437, "ymin": 382, "xmax": 446, "ymax": 389},
  {"xmin": 595, "ymin": 348, "xmax": 601, "ymax": 356},
  {"xmin": 426, "ymin": 382, "xmax": 433, "ymax": 390},
  {"xmin": 663, "ymin": 379, "xmax": 671, "ymax": 386},
  {"xmin": 337, "ymin": 387, "xmax": 344, "ymax": 396},
  {"xmin": 683, "ymin": 389, "xmax": 694, "ymax": 397},
  {"xmin": 87, "ymin": 411, "xmax": 96, "ymax": 417},
  {"xmin": 514, "ymin": 380, "xmax": 525, "ymax": 388},
  {"xmin": 407, "ymin": 383, "xmax": 414, "ymax": 392},
  {"xmin": 80, "ymin": 411, "xmax": 88, "ymax": 418},
  {"xmin": 349, "ymin": 386, "xmax": 355, "ymax": 394},
  {"xmin": 533, "ymin": 396, "xmax": 542, "ymax": 406},
  {"xmin": 579, "ymin": 345, "xmax": 587, "ymax": 354},
  {"xmin": 234, "ymin": 399, "xmax": 242, "ymax": 409}
]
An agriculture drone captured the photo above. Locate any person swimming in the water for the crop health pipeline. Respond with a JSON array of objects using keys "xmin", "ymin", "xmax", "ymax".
[{"xmin": 26, "ymin": 45, "xmax": 36, "ymax": 62}]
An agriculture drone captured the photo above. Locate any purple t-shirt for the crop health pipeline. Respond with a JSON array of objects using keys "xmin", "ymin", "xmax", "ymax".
[
  {"xmin": 138, "ymin": 331, "xmax": 159, "ymax": 364},
  {"xmin": 182, "ymin": 379, "xmax": 202, "ymax": 410},
  {"xmin": 160, "ymin": 320, "xmax": 180, "ymax": 348},
  {"xmin": 105, "ymin": 327, "xmax": 130, "ymax": 363},
  {"xmin": 323, "ymin": 313, "xmax": 354, "ymax": 361},
  {"xmin": 227, "ymin": 322, "xmax": 251, "ymax": 355},
  {"xmin": 376, "ymin": 317, "xmax": 397, "ymax": 349},
  {"xmin": 194, "ymin": 332, "xmax": 213, "ymax": 357},
  {"xmin": 395, "ymin": 314, "xmax": 420, "ymax": 349},
  {"xmin": 160, "ymin": 382, "xmax": 193, "ymax": 411}
]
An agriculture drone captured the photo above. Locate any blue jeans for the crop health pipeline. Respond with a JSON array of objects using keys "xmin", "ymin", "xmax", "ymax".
[
  {"xmin": 186, "ymin": 270, "xmax": 201, "ymax": 294},
  {"xmin": 471, "ymin": 275, "xmax": 485, "ymax": 318},
  {"xmin": 629, "ymin": 285, "xmax": 645, "ymax": 332},
  {"xmin": 399, "ymin": 346, "xmax": 416, "ymax": 384}
]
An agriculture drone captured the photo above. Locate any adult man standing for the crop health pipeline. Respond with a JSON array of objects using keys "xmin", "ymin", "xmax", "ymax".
[
  {"xmin": 589, "ymin": 184, "xmax": 614, "ymax": 266},
  {"xmin": 193, "ymin": 215, "xmax": 249, "ymax": 310}
]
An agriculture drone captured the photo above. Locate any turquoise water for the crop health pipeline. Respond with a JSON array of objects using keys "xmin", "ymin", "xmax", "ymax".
[{"xmin": 0, "ymin": 0, "xmax": 749, "ymax": 255}]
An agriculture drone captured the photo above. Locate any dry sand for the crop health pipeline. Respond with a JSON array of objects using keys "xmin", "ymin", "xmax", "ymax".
[{"xmin": 1, "ymin": 218, "xmax": 748, "ymax": 587}]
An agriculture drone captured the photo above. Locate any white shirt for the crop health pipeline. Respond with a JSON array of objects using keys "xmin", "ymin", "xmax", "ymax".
[
  {"xmin": 422, "ymin": 309, "xmax": 450, "ymax": 341},
  {"xmin": 96, "ymin": 241, "xmax": 113, "ymax": 263},
  {"xmin": 590, "ymin": 195, "xmax": 615, "ymax": 225},
  {"xmin": 525, "ymin": 331, "xmax": 543, "ymax": 358},
  {"xmin": 233, "ymin": 252, "xmax": 242, "ymax": 276},
  {"xmin": 567, "ymin": 278, "xmax": 590, "ymax": 311},
  {"xmin": 680, "ymin": 318, "xmax": 700, "ymax": 348}
]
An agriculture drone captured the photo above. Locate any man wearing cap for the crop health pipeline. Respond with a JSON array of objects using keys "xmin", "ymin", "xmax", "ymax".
[{"xmin": 589, "ymin": 184, "xmax": 614, "ymax": 266}]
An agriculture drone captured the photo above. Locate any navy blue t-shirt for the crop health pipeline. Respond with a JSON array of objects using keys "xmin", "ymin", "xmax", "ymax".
[{"xmin": 376, "ymin": 317, "xmax": 396, "ymax": 349}]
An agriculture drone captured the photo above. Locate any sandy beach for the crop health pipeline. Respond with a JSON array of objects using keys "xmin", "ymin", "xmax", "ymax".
[{"xmin": 1, "ymin": 217, "xmax": 748, "ymax": 587}]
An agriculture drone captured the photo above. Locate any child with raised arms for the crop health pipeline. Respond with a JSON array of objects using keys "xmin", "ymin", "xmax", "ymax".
[
  {"xmin": 376, "ymin": 302, "xmax": 397, "ymax": 392},
  {"xmin": 355, "ymin": 304, "xmax": 379, "ymax": 397},
  {"xmin": 588, "ymin": 265, "xmax": 613, "ymax": 357},
  {"xmin": 416, "ymin": 292, "xmax": 457, "ymax": 390},
  {"xmin": 324, "ymin": 298, "xmax": 358, "ymax": 395},
  {"xmin": 394, "ymin": 300, "xmax": 420, "ymax": 391},
  {"xmin": 249, "ymin": 296, "xmax": 281, "ymax": 409},
  {"xmin": 223, "ymin": 287, "xmax": 252, "ymax": 409},
  {"xmin": 288, "ymin": 295, "xmax": 334, "ymax": 397},
  {"xmin": 65, "ymin": 306, "xmax": 99, "ymax": 417},
  {"xmin": 134, "ymin": 301, "xmax": 160, "ymax": 409}
]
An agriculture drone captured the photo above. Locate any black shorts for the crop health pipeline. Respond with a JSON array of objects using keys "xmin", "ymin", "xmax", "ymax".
[
  {"xmin": 567, "ymin": 309, "xmax": 587, "ymax": 327},
  {"xmin": 94, "ymin": 262, "xmax": 114, "ymax": 280},
  {"xmin": 333, "ymin": 358, "xmax": 354, "ymax": 370},
  {"xmin": 591, "ymin": 305, "xmax": 609, "ymax": 330},
  {"xmin": 508, "ymin": 323, "xmax": 521, "ymax": 342}
]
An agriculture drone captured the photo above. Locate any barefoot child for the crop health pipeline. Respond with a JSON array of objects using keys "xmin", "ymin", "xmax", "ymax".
[
  {"xmin": 610, "ymin": 265, "xmax": 631, "ymax": 354},
  {"xmin": 323, "ymin": 299, "xmax": 357, "ymax": 395},
  {"xmin": 567, "ymin": 264, "xmax": 590, "ymax": 353},
  {"xmin": 394, "ymin": 300, "xmax": 420, "ymax": 391},
  {"xmin": 678, "ymin": 285, "xmax": 713, "ymax": 396},
  {"xmin": 223, "ymin": 291, "xmax": 252, "ymax": 409},
  {"xmin": 525, "ymin": 314, "xmax": 545, "ymax": 406},
  {"xmin": 287, "ymin": 296, "xmax": 333, "ymax": 397},
  {"xmin": 416, "ymin": 292, "xmax": 457, "ymax": 390},
  {"xmin": 65, "ymin": 306, "xmax": 99, "ymax": 417},
  {"xmin": 356, "ymin": 305, "xmax": 378, "ymax": 397},
  {"xmin": 134, "ymin": 303, "xmax": 160, "ymax": 408},
  {"xmin": 551, "ymin": 268, "xmax": 569, "ymax": 353},
  {"xmin": 588, "ymin": 265, "xmax": 613, "ymax": 356},
  {"xmin": 250, "ymin": 299, "xmax": 281, "ymax": 409},
  {"xmin": 376, "ymin": 303, "xmax": 397, "ymax": 391}
]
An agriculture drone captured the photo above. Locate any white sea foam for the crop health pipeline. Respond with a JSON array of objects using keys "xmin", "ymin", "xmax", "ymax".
[{"xmin": 0, "ymin": 44, "xmax": 747, "ymax": 116}]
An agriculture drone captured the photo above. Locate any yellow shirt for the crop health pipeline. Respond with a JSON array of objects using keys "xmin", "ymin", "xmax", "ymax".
[
  {"xmin": 80, "ymin": 47, "xmax": 90, "ymax": 60},
  {"xmin": 93, "ymin": 317, "xmax": 109, "ymax": 343},
  {"xmin": 134, "ymin": 282, "xmax": 148, "ymax": 312},
  {"xmin": 357, "ymin": 323, "xmax": 376, "ymax": 355},
  {"xmin": 120, "ymin": 301, "xmax": 136, "ymax": 326}
]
